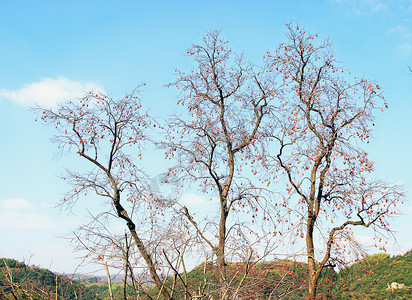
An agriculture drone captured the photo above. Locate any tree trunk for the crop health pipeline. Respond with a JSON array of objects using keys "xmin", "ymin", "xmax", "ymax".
[
  {"xmin": 114, "ymin": 192, "xmax": 173, "ymax": 300},
  {"xmin": 104, "ymin": 257, "xmax": 114, "ymax": 300},
  {"xmin": 307, "ymin": 281, "xmax": 316, "ymax": 300},
  {"xmin": 217, "ymin": 204, "xmax": 229, "ymax": 298},
  {"xmin": 306, "ymin": 216, "xmax": 317, "ymax": 300}
]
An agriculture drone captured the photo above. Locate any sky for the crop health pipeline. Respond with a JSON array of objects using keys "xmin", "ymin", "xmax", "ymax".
[{"xmin": 0, "ymin": 0, "xmax": 411, "ymax": 275}]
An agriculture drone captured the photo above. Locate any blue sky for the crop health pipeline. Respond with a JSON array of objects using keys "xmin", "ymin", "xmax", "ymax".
[{"xmin": 0, "ymin": 0, "xmax": 411, "ymax": 275}]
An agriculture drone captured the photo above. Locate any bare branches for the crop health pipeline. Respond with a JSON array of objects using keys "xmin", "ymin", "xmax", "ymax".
[
  {"xmin": 266, "ymin": 23, "xmax": 405, "ymax": 299},
  {"xmin": 35, "ymin": 87, "xmax": 175, "ymax": 299},
  {"xmin": 161, "ymin": 30, "xmax": 281, "ymax": 297},
  {"xmin": 33, "ymin": 26, "xmax": 404, "ymax": 300}
]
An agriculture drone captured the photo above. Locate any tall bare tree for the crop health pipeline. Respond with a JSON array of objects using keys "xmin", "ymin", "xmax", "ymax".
[
  {"xmin": 263, "ymin": 24, "xmax": 405, "ymax": 299},
  {"xmin": 161, "ymin": 30, "xmax": 281, "ymax": 298},
  {"xmin": 36, "ymin": 87, "xmax": 173, "ymax": 299}
]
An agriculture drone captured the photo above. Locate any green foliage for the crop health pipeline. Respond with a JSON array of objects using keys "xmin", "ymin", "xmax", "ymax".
[
  {"xmin": 0, "ymin": 258, "xmax": 26, "ymax": 269},
  {"xmin": 2, "ymin": 252, "xmax": 411, "ymax": 299},
  {"xmin": 143, "ymin": 260, "xmax": 337, "ymax": 299},
  {"xmin": 0, "ymin": 258, "xmax": 101, "ymax": 299},
  {"xmin": 0, "ymin": 258, "xmax": 145, "ymax": 299},
  {"xmin": 331, "ymin": 250, "xmax": 412, "ymax": 299},
  {"xmin": 143, "ymin": 251, "xmax": 412, "ymax": 299}
]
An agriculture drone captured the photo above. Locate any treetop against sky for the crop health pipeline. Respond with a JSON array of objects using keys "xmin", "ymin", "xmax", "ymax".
[{"xmin": 0, "ymin": 0, "xmax": 411, "ymax": 275}]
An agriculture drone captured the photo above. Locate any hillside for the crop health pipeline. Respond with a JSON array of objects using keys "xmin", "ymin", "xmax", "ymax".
[
  {"xmin": 144, "ymin": 259, "xmax": 336, "ymax": 299},
  {"xmin": 0, "ymin": 258, "xmax": 101, "ymax": 299},
  {"xmin": 331, "ymin": 251, "xmax": 412, "ymax": 299},
  {"xmin": 1, "ymin": 251, "xmax": 411, "ymax": 299},
  {"xmin": 145, "ymin": 252, "xmax": 412, "ymax": 299}
]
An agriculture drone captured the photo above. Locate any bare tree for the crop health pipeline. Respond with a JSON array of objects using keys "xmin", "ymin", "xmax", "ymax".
[
  {"xmin": 35, "ymin": 87, "xmax": 174, "ymax": 299},
  {"xmin": 263, "ymin": 24, "xmax": 405, "ymax": 299},
  {"xmin": 161, "ymin": 30, "xmax": 282, "ymax": 298}
]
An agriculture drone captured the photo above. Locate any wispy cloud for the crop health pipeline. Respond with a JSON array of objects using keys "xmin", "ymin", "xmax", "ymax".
[
  {"xmin": 367, "ymin": 0, "xmax": 388, "ymax": 13},
  {"xmin": 386, "ymin": 25, "xmax": 412, "ymax": 55},
  {"xmin": 0, "ymin": 76, "xmax": 105, "ymax": 107},
  {"xmin": 353, "ymin": 234, "xmax": 376, "ymax": 249},
  {"xmin": 179, "ymin": 193, "xmax": 218, "ymax": 215},
  {"xmin": 330, "ymin": 0, "xmax": 388, "ymax": 14},
  {"xmin": 0, "ymin": 198, "xmax": 54, "ymax": 230},
  {"xmin": 180, "ymin": 193, "xmax": 210, "ymax": 209},
  {"xmin": 399, "ymin": 43, "xmax": 412, "ymax": 55},
  {"xmin": 386, "ymin": 25, "xmax": 411, "ymax": 37},
  {"xmin": 0, "ymin": 198, "xmax": 34, "ymax": 210}
]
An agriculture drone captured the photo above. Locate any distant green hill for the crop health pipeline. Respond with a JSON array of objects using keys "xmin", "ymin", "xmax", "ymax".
[
  {"xmin": 144, "ymin": 259, "xmax": 336, "ymax": 299},
  {"xmin": 331, "ymin": 251, "xmax": 412, "ymax": 299},
  {"xmin": 0, "ymin": 258, "xmax": 101, "ymax": 299},
  {"xmin": 1, "ymin": 251, "xmax": 411, "ymax": 299},
  {"xmin": 145, "ymin": 252, "xmax": 412, "ymax": 299}
]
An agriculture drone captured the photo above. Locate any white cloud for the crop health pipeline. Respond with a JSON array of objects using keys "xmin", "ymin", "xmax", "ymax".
[
  {"xmin": 353, "ymin": 234, "xmax": 376, "ymax": 248},
  {"xmin": 0, "ymin": 76, "xmax": 105, "ymax": 107},
  {"xmin": 0, "ymin": 198, "xmax": 54, "ymax": 230},
  {"xmin": 386, "ymin": 25, "xmax": 412, "ymax": 55},
  {"xmin": 399, "ymin": 43, "xmax": 412, "ymax": 55},
  {"xmin": 386, "ymin": 25, "xmax": 409, "ymax": 37},
  {"xmin": 0, "ymin": 198, "xmax": 34, "ymax": 210},
  {"xmin": 179, "ymin": 193, "xmax": 217, "ymax": 214},
  {"xmin": 330, "ymin": 0, "xmax": 388, "ymax": 14},
  {"xmin": 368, "ymin": 0, "xmax": 387, "ymax": 13},
  {"xmin": 0, "ymin": 211, "xmax": 54, "ymax": 230},
  {"xmin": 180, "ymin": 193, "xmax": 208, "ymax": 207}
]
